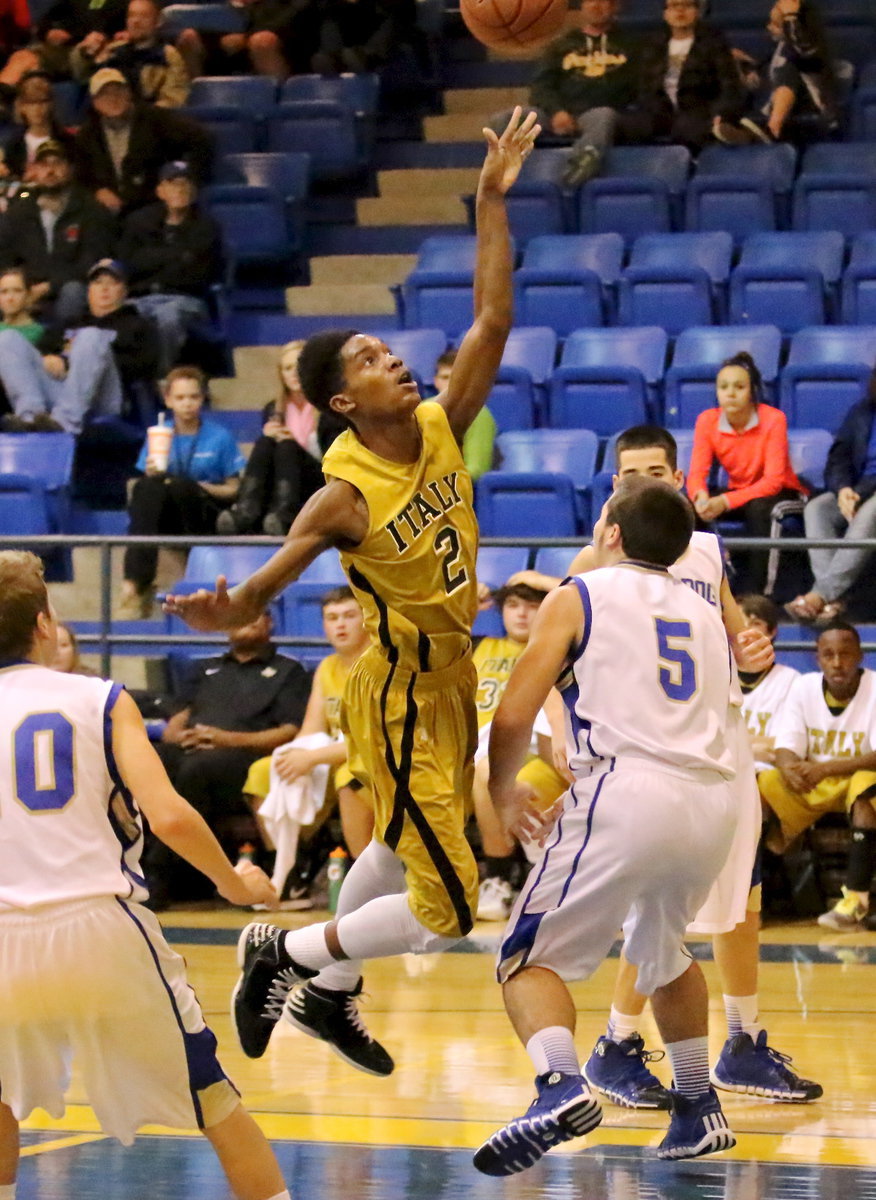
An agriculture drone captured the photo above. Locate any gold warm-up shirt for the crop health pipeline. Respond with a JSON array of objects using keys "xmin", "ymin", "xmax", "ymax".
[{"xmin": 321, "ymin": 401, "xmax": 479, "ymax": 673}]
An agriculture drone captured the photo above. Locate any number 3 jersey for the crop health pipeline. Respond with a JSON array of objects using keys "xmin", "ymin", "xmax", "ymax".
[
  {"xmin": 0, "ymin": 664, "xmax": 146, "ymax": 910},
  {"xmin": 562, "ymin": 564, "xmax": 736, "ymax": 779},
  {"xmin": 323, "ymin": 401, "xmax": 479, "ymax": 673}
]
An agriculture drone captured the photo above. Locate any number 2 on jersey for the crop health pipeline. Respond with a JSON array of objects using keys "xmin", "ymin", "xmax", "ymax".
[
  {"xmin": 655, "ymin": 618, "xmax": 697, "ymax": 702},
  {"xmin": 12, "ymin": 712, "xmax": 76, "ymax": 812},
  {"xmin": 434, "ymin": 526, "xmax": 468, "ymax": 594}
]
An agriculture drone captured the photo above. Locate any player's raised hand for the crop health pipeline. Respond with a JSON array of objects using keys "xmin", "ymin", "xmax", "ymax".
[
  {"xmin": 163, "ymin": 575, "xmax": 232, "ymax": 631},
  {"xmin": 732, "ymin": 626, "xmax": 775, "ymax": 673},
  {"xmin": 481, "ymin": 106, "xmax": 541, "ymax": 195}
]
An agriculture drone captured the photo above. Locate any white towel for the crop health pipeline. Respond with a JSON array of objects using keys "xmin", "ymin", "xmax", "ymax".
[{"xmin": 260, "ymin": 732, "xmax": 335, "ymax": 896}]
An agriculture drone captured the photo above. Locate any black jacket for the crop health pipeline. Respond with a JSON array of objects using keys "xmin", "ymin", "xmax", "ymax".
[
  {"xmin": 38, "ymin": 301, "xmax": 161, "ymax": 389},
  {"xmin": 824, "ymin": 398, "xmax": 876, "ymax": 500},
  {"xmin": 637, "ymin": 24, "xmax": 745, "ymax": 122},
  {"xmin": 119, "ymin": 202, "xmax": 223, "ymax": 299},
  {"xmin": 0, "ymin": 183, "xmax": 116, "ymax": 295},
  {"xmin": 73, "ymin": 104, "xmax": 213, "ymax": 215},
  {"xmin": 37, "ymin": 0, "xmax": 128, "ymax": 40},
  {"xmin": 529, "ymin": 28, "xmax": 640, "ymax": 117}
]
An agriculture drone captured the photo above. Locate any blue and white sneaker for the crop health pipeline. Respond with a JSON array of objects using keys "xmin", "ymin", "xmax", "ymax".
[
  {"xmin": 658, "ymin": 1087, "xmax": 736, "ymax": 1160},
  {"xmin": 473, "ymin": 1071, "xmax": 602, "ymax": 1177},
  {"xmin": 711, "ymin": 1030, "xmax": 823, "ymax": 1102},
  {"xmin": 584, "ymin": 1035, "xmax": 672, "ymax": 1110}
]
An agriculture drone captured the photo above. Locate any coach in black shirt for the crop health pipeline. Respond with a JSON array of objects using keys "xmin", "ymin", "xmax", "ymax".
[{"xmin": 146, "ymin": 611, "xmax": 311, "ymax": 906}]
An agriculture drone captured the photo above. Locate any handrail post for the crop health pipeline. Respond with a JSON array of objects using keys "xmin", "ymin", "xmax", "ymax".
[{"xmin": 100, "ymin": 540, "xmax": 112, "ymax": 678}]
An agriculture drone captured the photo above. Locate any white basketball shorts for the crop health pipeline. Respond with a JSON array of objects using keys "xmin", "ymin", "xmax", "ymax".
[{"xmin": 497, "ymin": 760, "xmax": 736, "ymax": 995}]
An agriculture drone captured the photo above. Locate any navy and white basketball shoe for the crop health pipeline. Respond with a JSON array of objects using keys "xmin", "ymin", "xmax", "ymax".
[
  {"xmin": 658, "ymin": 1087, "xmax": 736, "ymax": 1160},
  {"xmin": 584, "ymin": 1035, "xmax": 672, "ymax": 1109},
  {"xmin": 711, "ymin": 1030, "xmax": 823, "ymax": 1101}
]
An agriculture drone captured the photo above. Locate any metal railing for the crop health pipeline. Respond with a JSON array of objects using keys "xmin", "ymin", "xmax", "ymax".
[{"xmin": 7, "ymin": 533, "xmax": 876, "ymax": 678}]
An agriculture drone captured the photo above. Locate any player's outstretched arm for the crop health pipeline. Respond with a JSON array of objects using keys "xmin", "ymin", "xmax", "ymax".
[
  {"xmin": 164, "ymin": 478, "xmax": 368, "ymax": 631},
  {"xmin": 489, "ymin": 584, "xmax": 583, "ymax": 807},
  {"xmin": 718, "ymin": 576, "xmax": 775, "ymax": 672},
  {"xmin": 110, "ymin": 689, "xmax": 278, "ymax": 908},
  {"xmin": 440, "ymin": 106, "xmax": 540, "ymax": 441}
]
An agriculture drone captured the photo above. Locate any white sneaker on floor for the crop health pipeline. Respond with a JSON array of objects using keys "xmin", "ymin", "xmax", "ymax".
[{"xmin": 477, "ymin": 877, "xmax": 515, "ymax": 921}]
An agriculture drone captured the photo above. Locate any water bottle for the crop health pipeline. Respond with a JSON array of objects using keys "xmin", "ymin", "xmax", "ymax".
[
  {"xmin": 236, "ymin": 841, "xmax": 257, "ymax": 868},
  {"xmin": 327, "ymin": 846, "xmax": 349, "ymax": 914}
]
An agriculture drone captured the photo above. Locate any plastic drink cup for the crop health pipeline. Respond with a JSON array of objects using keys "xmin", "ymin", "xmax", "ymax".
[{"xmin": 147, "ymin": 414, "xmax": 173, "ymax": 471}]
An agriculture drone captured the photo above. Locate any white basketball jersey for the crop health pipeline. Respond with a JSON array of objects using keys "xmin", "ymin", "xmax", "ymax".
[
  {"xmin": 741, "ymin": 662, "xmax": 799, "ymax": 771},
  {"xmin": 0, "ymin": 664, "xmax": 147, "ymax": 910},
  {"xmin": 670, "ymin": 529, "xmax": 723, "ymax": 609},
  {"xmin": 562, "ymin": 564, "xmax": 735, "ymax": 778},
  {"xmin": 772, "ymin": 668, "xmax": 876, "ymax": 762}
]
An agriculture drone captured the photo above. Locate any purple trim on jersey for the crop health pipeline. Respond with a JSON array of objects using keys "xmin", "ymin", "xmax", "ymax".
[
  {"xmin": 712, "ymin": 531, "xmax": 729, "ymax": 581},
  {"xmin": 497, "ymin": 762, "xmax": 614, "ymax": 975},
  {"xmin": 565, "ymin": 576, "xmax": 592, "ymax": 660},
  {"xmin": 561, "ymin": 669, "xmax": 602, "ymax": 763},
  {"xmin": 103, "ymin": 683, "xmax": 147, "ymax": 891}
]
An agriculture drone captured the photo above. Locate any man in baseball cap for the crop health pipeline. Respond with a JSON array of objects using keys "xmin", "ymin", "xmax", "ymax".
[
  {"xmin": 88, "ymin": 66, "xmax": 130, "ymax": 97},
  {"xmin": 87, "ymin": 257, "xmax": 127, "ymax": 282}
]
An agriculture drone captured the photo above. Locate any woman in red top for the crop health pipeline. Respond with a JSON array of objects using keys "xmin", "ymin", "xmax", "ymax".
[{"xmin": 687, "ymin": 352, "xmax": 804, "ymax": 592}]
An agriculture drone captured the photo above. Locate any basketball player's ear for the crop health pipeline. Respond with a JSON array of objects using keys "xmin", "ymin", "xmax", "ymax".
[
  {"xmin": 611, "ymin": 473, "xmax": 619, "ymax": 491},
  {"xmin": 329, "ymin": 392, "xmax": 355, "ymax": 418}
]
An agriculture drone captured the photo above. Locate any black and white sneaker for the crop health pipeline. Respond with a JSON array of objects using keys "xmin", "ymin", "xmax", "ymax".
[
  {"xmin": 231, "ymin": 922, "xmax": 316, "ymax": 1059},
  {"xmin": 284, "ymin": 979, "xmax": 395, "ymax": 1076}
]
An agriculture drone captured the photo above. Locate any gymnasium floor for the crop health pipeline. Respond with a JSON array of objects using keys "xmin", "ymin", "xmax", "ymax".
[{"xmin": 17, "ymin": 908, "xmax": 876, "ymax": 1199}]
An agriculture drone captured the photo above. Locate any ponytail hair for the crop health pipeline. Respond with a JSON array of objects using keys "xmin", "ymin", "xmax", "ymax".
[{"xmin": 718, "ymin": 351, "xmax": 763, "ymax": 407}]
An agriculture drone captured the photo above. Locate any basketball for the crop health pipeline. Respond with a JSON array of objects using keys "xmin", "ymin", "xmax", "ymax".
[{"xmin": 460, "ymin": 0, "xmax": 568, "ymax": 52}]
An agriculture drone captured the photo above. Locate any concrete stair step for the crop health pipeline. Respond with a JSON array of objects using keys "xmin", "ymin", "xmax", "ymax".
[
  {"xmin": 309, "ymin": 253, "xmax": 416, "ymax": 285},
  {"xmin": 377, "ymin": 167, "xmax": 482, "ymax": 196},
  {"xmin": 285, "ymin": 282, "xmax": 396, "ymax": 316},
  {"xmin": 210, "ymin": 346, "xmax": 279, "ymax": 409},
  {"xmin": 423, "ymin": 112, "xmax": 494, "ymax": 142},
  {"xmin": 443, "ymin": 86, "xmax": 528, "ymax": 114},
  {"xmin": 357, "ymin": 193, "xmax": 468, "ymax": 225}
]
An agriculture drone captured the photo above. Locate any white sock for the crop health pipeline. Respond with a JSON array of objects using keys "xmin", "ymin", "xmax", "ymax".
[
  {"xmin": 665, "ymin": 1036, "xmax": 711, "ymax": 1099},
  {"xmin": 334, "ymin": 893, "xmax": 458, "ymax": 959},
  {"xmin": 283, "ymin": 923, "xmax": 335, "ymax": 972},
  {"xmin": 312, "ymin": 840, "xmax": 407, "ymax": 993},
  {"xmin": 606, "ymin": 1005, "xmax": 641, "ymax": 1044},
  {"xmin": 265, "ymin": 1191, "xmax": 291, "ymax": 1200},
  {"xmin": 723, "ymin": 993, "xmax": 762, "ymax": 1039},
  {"xmin": 526, "ymin": 1026, "xmax": 580, "ymax": 1077}
]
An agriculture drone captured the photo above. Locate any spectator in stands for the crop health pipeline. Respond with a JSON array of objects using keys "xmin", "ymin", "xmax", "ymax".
[
  {"xmin": 175, "ymin": 0, "xmax": 320, "ymax": 81},
  {"xmin": 0, "ymin": 266, "xmax": 43, "ymax": 344},
  {"xmin": 0, "ymin": 71, "xmax": 74, "ymax": 186},
  {"xmin": 0, "ymin": 257, "xmax": 160, "ymax": 435},
  {"xmin": 472, "ymin": 581, "xmax": 566, "ymax": 922},
  {"xmin": 0, "ymin": 140, "xmax": 115, "ymax": 325},
  {"xmin": 119, "ymin": 161, "xmax": 223, "ymax": 375},
  {"xmin": 688, "ymin": 352, "xmax": 805, "ymax": 593},
  {"xmin": 786, "ymin": 368, "xmax": 876, "ymax": 626},
  {"xmin": 735, "ymin": 0, "xmax": 839, "ymax": 143},
  {"xmin": 311, "ymin": 0, "xmax": 405, "ymax": 75},
  {"xmin": 51, "ymin": 622, "xmax": 96, "ymax": 674},
  {"xmin": 737, "ymin": 592, "xmax": 799, "ymax": 770},
  {"xmin": 430, "ymin": 348, "xmax": 495, "ymax": 480},
  {"xmin": 218, "ymin": 341, "xmax": 347, "ymax": 537},
  {"xmin": 489, "ymin": 0, "xmax": 640, "ymax": 188},
  {"xmin": 759, "ymin": 621, "xmax": 876, "ymax": 931},
  {"xmin": 121, "ymin": 365, "xmax": 244, "ymax": 617},
  {"xmin": 0, "ymin": 0, "xmax": 38, "ymax": 109},
  {"xmin": 145, "ymin": 610, "xmax": 311, "ymax": 908},
  {"xmin": 73, "ymin": 67, "xmax": 213, "ymax": 216},
  {"xmin": 630, "ymin": 0, "xmax": 747, "ymax": 150},
  {"xmin": 34, "ymin": 0, "xmax": 128, "ymax": 81},
  {"xmin": 71, "ymin": 0, "xmax": 190, "ymax": 109},
  {"xmin": 242, "ymin": 586, "xmax": 374, "ymax": 903}
]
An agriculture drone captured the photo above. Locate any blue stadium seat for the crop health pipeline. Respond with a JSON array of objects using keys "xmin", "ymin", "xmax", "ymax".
[
  {"xmin": 497, "ymin": 428, "xmax": 600, "ymax": 528},
  {"xmin": 161, "ymin": 4, "xmax": 246, "ymax": 35},
  {"xmin": 209, "ymin": 409, "xmax": 262, "ymax": 442},
  {"xmin": 188, "ymin": 75, "xmax": 277, "ymax": 119},
  {"xmin": 281, "ymin": 73, "xmax": 379, "ymax": 161},
  {"xmin": 792, "ymin": 175, "xmax": 876, "ymax": 235},
  {"xmin": 0, "ymin": 475, "xmax": 52, "ymax": 535},
  {"xmin": 282, "ymin": 581, "xmax": 336, "ymax": 637},
  {"xmin": 0, "ymin": 432, "xmax": 75, "ymax": 534},
  {"xmin": 729, "ymin": 265, "xmax": 826, "ymax": 333},
  {"xmin": 579, "ymin": 146, "xmax": 691, "ymax": 243},
  {"xmin": 467, "ymin": 149, "xmax": 571, "ymax": 244},
  {"xmin": 201, "ymin": 184, "xmax": 300, "ymax": 264},
  {"xmin": 184, "ymin": 544, "xmax": 277, "ymax": 583},
  {"xmin": 663, "ymin": 325, "xmax": 782, "ymax": 427},
  {"xmin": 396, "ymin": 236, "xmax": 483, "ymax": 333},
  {"xmin": 476, "ymin": 472, "xmax": 579, "ymax": 537},
  {"xmin": 182, "ymin": 104, "xmax": 258, "ymax": 157},
  {"xmin": 619, "ymin": 232, "xmax": 733, "ymax": 332},
  {"xmin": 266, "ymin": 101, "xmax": 359, "ymax": 180},
  {"xmin": 533, "ymin": 545, "xmax": 577, "ymax": 580},
  {"xmin": 500, "ymin": 325, "xmax": 558, "ymax": 387},
  {"xmin": 851, "ymin": 88, "xmax": 876, "ymax": 140},
  {"xmin": 627, "ymin": 232, "xmax": 733, "ymax": 297},
  {"xmin": 763, "ymin": 427, "xmax": 835, "ymax": 595},
  {"xmin": 298, "ymin": 550, "xmax": 346, "ymax": 584},
  {"xmin": 800, "ymin": 143, "xmax": 876, "ymax": 177},
  {"xmin": 473, "ymin": 545, "xmax": 532, "ymax": 636},
  {"xmin": 780, "ymin": 326, "xmax": 876, "ymax": 431},
  {"xmin": 486, "ymin": 326, "xmax": 557, "ymax": 428},
  {"xmin": 368, "ymin": 327, "xmax": 448, "ymax": 390},
  {"xmin": 549, "ymin": 327, "xmax": 667, "ymax": 431},
  {"xmin": 686, "ymin": 144, "xmax": 797, "ymax": 241},
  {"xmin": 514, "ymin": 233, "xmax": 623, "ymax": 333},
  {"xmin": 842, "ymin": 232, "xmax": 876, "ymax": 324},
  {"xmin": 486, "ymin": 374, "xmax": 536, "ymax": 431},
  {"xmin": 219, "ymin": 151, "xmax": 310, "ymax": 202}
]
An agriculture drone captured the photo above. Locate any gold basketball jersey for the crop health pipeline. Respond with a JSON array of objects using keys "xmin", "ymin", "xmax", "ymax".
[
  {"xmin": 472, "ymin": 636, "xmax": 525, "ymax": 730},
  {"xmin": 322, "ymin": 401, "xmax": 479, "ymax": 672},
  {"xmin": 315, "ymin": 653, "xmax": 351, "ymax": 738}
]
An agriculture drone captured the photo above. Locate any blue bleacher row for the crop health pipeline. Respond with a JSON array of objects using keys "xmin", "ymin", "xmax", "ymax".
[
  {"xmin": 64, "ymin": 541, "xmax": 876, "ymax": 680},
  {"xmin": 397, "ymin": 230, "xmax": 876, "ymax": 337}
]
